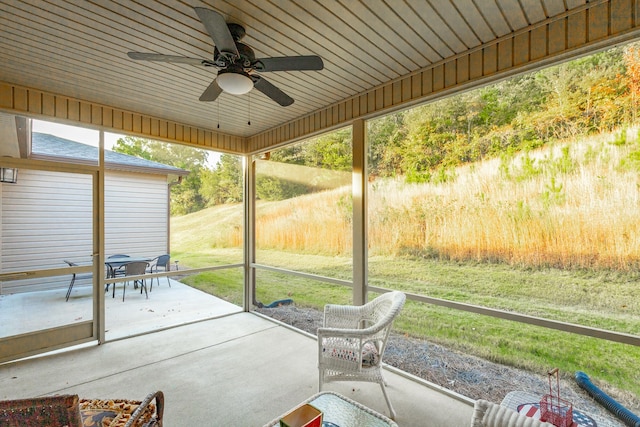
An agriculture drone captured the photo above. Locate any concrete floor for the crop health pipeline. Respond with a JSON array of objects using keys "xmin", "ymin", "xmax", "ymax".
[
  {"xmin": 0, "ymin": 278, "xmax": 242, "ymax": 340},
  {"xmin": 0, "ymin": 280, "xmax": 475, "ymax": 426}
]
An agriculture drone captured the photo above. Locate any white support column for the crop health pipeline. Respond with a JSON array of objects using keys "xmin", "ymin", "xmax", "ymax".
[
  {"xmin": 352, "ymin": 119, "xmax": 367, "ymax": 306},
  {"xmin": 95, "ymin": 130, "xmax": 106, "ymax": 343},
  {"xmin": 243, "ymin": 155, "xmax": 256, "ymax": 311}
]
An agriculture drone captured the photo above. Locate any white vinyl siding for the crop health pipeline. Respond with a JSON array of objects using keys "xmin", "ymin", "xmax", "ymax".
[
  {"xmin": 104, "ymin": 172, "xmax": 168, "ymax": 257},
  {"xmin": 1, "ymin": 170, "xmax": 93, "ymax": 273},
  {"xmin": 1, "ymin": 169, "xmax": 169, "ymax": 293}
]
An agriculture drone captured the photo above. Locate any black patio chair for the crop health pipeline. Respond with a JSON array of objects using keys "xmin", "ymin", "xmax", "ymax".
[
  {"xmin": 115, "ymin": 261, "xmax": 149, "ymax": 301},
  {"xmin": 105, "ymin": 254, "xmax": 130, "ymax": 291},
  {"xmin": 107, "ymin": 254, "xmax": 130, "ymax": 276},
  {"xmin": 147, "ymin": 254, "xmax": 171, "ymax": 291},
  {"xmin": 63, "ymin": 260, "xmax": 93, "ymax": 302}
]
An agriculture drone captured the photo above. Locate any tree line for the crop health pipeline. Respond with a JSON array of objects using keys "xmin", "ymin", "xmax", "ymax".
[
  {"xmin": 114, "ymin": 42, "xmax": 640, "ymax": 215},
  {"xmin": 369, "ymin": 42, "xmax": 638, "ymax": 183}
]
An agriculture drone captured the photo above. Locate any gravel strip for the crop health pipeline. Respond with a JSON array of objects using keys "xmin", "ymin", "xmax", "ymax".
[{"xmin": 256, "ymin": 304, "xmax": 637, "ymax": 426}]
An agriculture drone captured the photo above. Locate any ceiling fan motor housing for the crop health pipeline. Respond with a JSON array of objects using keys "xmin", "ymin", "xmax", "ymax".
[
  {"xmin": 214, "ymin": 42, "xmax": 254, "ymax": 69},
  {"xmin": 227, "ymin": 23, "xmax": 246, "ymax": 41}
]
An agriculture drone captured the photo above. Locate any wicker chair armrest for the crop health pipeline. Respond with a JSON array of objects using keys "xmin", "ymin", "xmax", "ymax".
[
  {"xmin": 323, "ymin": 303, "xmax": 367, "ymax": 328},
  {"xmin": 320, "ymin": 318, "xmax": 395, "ymax": 338},
  {"xmin": 317, "ymin": 326, "xmax": 371, "ymax": 339},
  {"xmin": 124, "ymin": 391, "xmax": 164, "ymax": 427}
]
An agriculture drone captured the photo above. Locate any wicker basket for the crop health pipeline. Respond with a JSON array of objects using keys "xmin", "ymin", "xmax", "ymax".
[{"xmin": 540, "ymin": 368, "xmax": 574, "ymax": 427}]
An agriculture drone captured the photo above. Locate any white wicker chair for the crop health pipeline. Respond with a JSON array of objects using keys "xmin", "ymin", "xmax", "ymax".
[
  {"xmin": 471, "ymin": 400, "xmax": 555, "ymax": 427},
  {"xmin": 317, "ymin": 291, "xmax": 406, "ymax": 419}
]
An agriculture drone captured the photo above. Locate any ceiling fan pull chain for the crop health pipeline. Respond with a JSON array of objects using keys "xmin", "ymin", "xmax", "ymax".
[
  {"xmin": 217, "ymin": 100, "xmax": 220, "ymax": 129},
  {"xmin": 247, "ymin": 93, "xmax": 251, "ymax": 126}
]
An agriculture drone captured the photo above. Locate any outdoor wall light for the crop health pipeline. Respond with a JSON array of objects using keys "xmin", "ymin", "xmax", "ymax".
[{"xmin": 0, "ymin": 167, "xmax": 18, "ymax": 184}]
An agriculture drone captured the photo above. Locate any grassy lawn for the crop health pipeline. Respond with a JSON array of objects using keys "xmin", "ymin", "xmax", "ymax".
[{"xmin": 174, "ymin": 246, "xmax": 640, "ymax": 400}]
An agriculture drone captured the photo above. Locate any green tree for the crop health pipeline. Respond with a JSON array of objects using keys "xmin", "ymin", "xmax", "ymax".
[
  {"xmin": 305, "ymin": 128, "xmax": 352, "ymax": 171},
  {"xmin": 269, "ymin": 129, "xmax": 352, "ymax": 171},
  {"xmin": 200, "ymin": 154, "xmax": 243, "ymax": 205},
  {"xmin": 364, "ymin": 44, "xmax": 632, "ymax": 184},
  {"xmin": 255, "ymin": 175, "xmax": 310, "ymax": 201},
  {"xmin": 112, "ymin": 136, "xmax": 209, "ymax": 215},
  {"xmin": 260, "ymin": 129, "xmax": 352, "ymax": 200},
  {"xmin": 368, "ymin": 111, "xmax": 407, "ymax": 177},
  {"xmin": 625, "ymin": 42, "xmax": 640, "ymax": 122},
  {"xmin": 112, "ymin": 137, "xmax": 152, "ymax": 160}
]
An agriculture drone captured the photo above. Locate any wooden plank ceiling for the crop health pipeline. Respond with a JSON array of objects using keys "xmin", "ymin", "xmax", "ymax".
[{"xmin": 1, "ymin": 0, "xmax": 639, "ymax": 154}]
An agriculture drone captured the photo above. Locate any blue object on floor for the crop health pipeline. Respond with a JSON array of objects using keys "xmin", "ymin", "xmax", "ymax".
[
  {"xmin": 265, "ymin": 299, "xmax": 293, "ymax": 308},
  {"xmin": 575, "ymin": 371, "xmax": 640, "ymax": 427}
]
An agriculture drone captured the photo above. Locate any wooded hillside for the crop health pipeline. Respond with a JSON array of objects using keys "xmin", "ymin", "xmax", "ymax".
[{"xmin": 118, "ymin": 42, "xmax": 640, "ymax": 214}]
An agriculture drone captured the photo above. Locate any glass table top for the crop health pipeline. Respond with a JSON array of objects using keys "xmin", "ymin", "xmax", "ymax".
[{"xmin": 264, "ymin": 391, "xmax": 397, "ymax": 427}]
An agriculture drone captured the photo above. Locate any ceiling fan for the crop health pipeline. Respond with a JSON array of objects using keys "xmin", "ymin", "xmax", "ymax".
[{"xmin": 127, "ymin": 7, "xmax": 324, "ymax": 107}]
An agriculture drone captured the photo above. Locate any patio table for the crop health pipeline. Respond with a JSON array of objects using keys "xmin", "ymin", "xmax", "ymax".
[{"xmin": 263, "ymin": 391, "xmax": 398, "ymax": 427}]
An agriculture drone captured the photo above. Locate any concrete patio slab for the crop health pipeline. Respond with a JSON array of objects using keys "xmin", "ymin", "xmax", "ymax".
[
  {"xmin": 0, "ymin": 312, "xmax": 475, "ymax": 426},
  {"xmin": 0, "ymin": 278, "xmax": 242, "ymax": 341}
]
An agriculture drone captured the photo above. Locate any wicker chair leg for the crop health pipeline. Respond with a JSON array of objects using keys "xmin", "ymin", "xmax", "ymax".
[{"xmin": 380, "ymin": 381, "xmax": 396, "ymax": 420}]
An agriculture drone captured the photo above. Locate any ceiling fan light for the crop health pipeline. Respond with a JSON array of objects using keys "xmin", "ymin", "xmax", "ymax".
[{"xmin": 217, "ymin": 72, "xmax": 253, "ymax": 95}]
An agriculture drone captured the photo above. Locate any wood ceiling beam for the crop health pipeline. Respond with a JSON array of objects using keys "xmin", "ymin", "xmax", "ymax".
[{"xmin": 0, "ymin": 82, "xmax": 247, "ymax": 154}]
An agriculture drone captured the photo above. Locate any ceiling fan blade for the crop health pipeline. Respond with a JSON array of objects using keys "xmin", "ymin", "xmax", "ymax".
[
  {"xmin": 127, "ymin": 52, "xmax": 212, "ymax": 66},
  {"xmin": 253, "ymin": 76, "xmax": 294, "ymax": 107},
  {"xmin": 199, "ymin": 80, "xmax": 223, "ymax": 102},
  {"xmin": 193, "ymin": 7, "xmax": 239, "ymax": 59},
  {"xmin": 253, "ymin": 55, "xmax": 324, "ymax": 72}
]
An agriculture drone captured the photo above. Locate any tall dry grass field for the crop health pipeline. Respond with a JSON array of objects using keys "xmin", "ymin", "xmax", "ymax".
[
  {"xmin": 256, "ymin": 187, "xmax": 352, "ymax": 255},
  {"xmin": 369, "ymin": 128, "xmax": 640, "ymax": 270},
  {"xmin": 250, "ymin": 127, "xmax": 640, "ymax": 271}
]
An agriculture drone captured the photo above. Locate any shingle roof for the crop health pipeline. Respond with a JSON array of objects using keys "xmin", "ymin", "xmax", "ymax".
[{"xmin": 32, "ymin": 133, "xmax": 189, "ymax": 175}]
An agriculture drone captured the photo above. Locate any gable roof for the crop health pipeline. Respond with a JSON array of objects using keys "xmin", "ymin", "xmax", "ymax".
[{"xmin": 31, "ymin": 132, "xmax": 189, "ymax": 176}]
